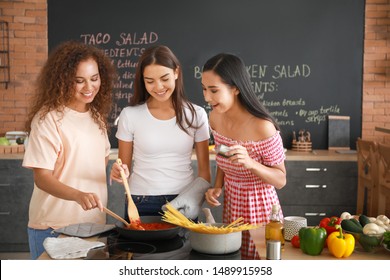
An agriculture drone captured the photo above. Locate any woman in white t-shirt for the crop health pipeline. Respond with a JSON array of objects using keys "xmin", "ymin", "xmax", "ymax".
[
  {"xmin": 110, "ymin": 45, "xmax": 211, "ymax": 220},
  {"xmin": 23, "ymin": 41, "xmax": 117, "ymax": 259}
]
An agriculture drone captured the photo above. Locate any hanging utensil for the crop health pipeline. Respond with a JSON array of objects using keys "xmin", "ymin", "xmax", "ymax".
[{"xmin": 116, "ymin": 158, "xmax": 144, "ymax": 230}]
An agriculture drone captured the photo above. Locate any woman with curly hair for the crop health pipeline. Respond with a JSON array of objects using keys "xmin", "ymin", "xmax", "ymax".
[{"xmin": 22, "ymin": 41, "xmax": 117, "ymax": 259}]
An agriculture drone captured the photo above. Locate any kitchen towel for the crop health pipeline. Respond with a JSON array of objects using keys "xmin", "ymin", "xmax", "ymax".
[{"xmin": 43, "ymin": 237, "xmax": 105, "ymax": 259}]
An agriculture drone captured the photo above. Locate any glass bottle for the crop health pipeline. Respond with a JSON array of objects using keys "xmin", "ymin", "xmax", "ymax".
[{"xmin": 265, "ymin": 204, "xmax": 285, "ymax": 249}]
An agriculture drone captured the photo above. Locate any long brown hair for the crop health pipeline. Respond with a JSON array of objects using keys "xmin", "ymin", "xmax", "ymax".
[
  {"xmin": 25, "ymin": 40, "xmax": 117, "ymax": 133},
  {"xmin": 132, "ymin": 45, "xmax": 198, "ymax": 134},
  {"xmin": 203, "ymin": 53, "xmax": 280, "ymax": 131}
]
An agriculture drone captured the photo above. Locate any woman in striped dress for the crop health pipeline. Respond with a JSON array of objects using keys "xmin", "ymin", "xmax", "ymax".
[{"xmin": 202, "ymin": 53, "xmax": 286, "ymax": 259}]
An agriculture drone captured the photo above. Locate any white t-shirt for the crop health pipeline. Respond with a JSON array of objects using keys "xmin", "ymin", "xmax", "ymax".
[
  {"xmin": 116, "ymin": 103, "xmax": 209, "ymax": 195},
  {"xmin": 23, "ymin": 108, "xmax": 110, "ymax": 229}
]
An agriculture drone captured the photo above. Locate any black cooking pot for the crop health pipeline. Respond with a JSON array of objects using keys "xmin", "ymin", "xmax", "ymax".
[{"xmin": 115, "ymin": 216, "xmax": 180, "ymax": 241}]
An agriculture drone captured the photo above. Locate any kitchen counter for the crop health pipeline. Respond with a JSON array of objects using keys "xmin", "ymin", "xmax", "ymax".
[
  {"xmin": 250, "ymin": 226, "xmax": 390, "ymax": 260},
  {"xmin": 111, "ymin": 149, "xmax": 358, "ymax": 162},
  {"xmin": 38, "ymin": 227, "xmax": 389, "ymax": 260},
  {"xmin": 283, "ymin": 149, "xmax": 356, "ymax": 161},
  {"xmin": 1, "ymin": 149, "xmax": 357, "ymax": 162}
]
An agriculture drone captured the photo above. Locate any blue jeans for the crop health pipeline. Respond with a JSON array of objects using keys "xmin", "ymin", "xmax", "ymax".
[
  {"xmin": 124, "ymin": 194, "xmax": 177, "ymax": 221},
  {"xmin": 27, "ymin": 227, "xmax": 60, "ymax": 260}
]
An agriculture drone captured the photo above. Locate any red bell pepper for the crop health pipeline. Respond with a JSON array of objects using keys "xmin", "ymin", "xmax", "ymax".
[{"xmin": 319, "ymin": 216, "xmax": 342, "ymax": 235}]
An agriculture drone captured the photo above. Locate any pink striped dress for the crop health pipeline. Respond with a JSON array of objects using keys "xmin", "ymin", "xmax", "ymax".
[{"xmin": 212, "ymin": 129, "xmax": 286, "ymax": 259}]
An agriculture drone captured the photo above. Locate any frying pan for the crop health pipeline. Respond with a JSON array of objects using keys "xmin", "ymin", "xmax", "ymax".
[{"xmin": 115, "ymin": 216, "xmax": 180, "ymax": 241}]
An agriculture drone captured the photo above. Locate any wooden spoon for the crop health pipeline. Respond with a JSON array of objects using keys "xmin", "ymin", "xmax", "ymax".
[
  {"xmin": 103, "ymin": 207, "xmax": 130, "ymax": 227},
  {"xmin": 116, "ymin": 158, "xmax": 144, "ymax": 230}
]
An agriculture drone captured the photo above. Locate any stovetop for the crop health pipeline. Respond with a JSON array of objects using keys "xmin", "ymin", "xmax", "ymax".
[{"xmin": 85, "ymin": 231, "xmax": 241, "ymax": 260}]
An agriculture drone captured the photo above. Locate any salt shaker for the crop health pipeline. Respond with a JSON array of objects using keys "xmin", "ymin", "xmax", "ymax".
[{"xmin": 266, "ymin": 240, "xmax": 281, "ymax": 260}]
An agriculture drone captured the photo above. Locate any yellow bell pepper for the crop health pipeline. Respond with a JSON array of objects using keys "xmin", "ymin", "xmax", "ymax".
[{"xmin": 327, "ymin": 226, "xmax": 355, "ymax": 258}]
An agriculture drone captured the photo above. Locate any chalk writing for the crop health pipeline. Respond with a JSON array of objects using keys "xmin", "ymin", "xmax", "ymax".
[
  {"xmin": 49, "ymin": 0, "xmax": 364, "ymax": 151},
  {"xmin": 300, "ymin": 105, "xmax": 341, "ymax": 124},
  {"xmin": 82, "ymin": 35, "xmax": 343, "ymax": 147},
  {"xmin": 113, "ymin": 90, "xmax": 133, "ymax": 104},
  {"xmin": 110, "ymin": 103, "xmax": 123, "ymax": 122},
  {"xmin": 80, "ymin": 33, "xmax": 111, "ymax": 45},
  {"xmin": 116, "ymin": 32, "xmax": 158, "ymax": 46},
  {"xmin": 246, "ymin": 64, "xmax": 268, "ymax": 78},
  {"xmin": 194, "ymin": 61, "xmax": 342, "ymax": 132},
  {"xmin": 272, "ymin": 64, "xmax": 311, "ymax": 79},
  {"xmin": 103, "ymin": 48, "xmax": 145, "ymax": 58},
  {"xmin": 80, "ymin": 31, "xmax": 161, "ymax": 126},
  {"xmin": 117, "ymin": 59, "xmax": 138, "ymax": 68},
  {"xmin": 80, "ymin": 32, "xmax": 159, "ymax": 46},
  {"xmin": 252, "ymin": 81, "xmax": 277, "ymax": 93},
  {"xmin": 113, "ymin": 79, "xmax": 133, "ymax": 90}
]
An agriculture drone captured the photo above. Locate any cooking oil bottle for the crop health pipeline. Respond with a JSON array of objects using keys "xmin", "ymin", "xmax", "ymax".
[{"xmin": 265, "ymin": 204, "xmax": 285, "ymax": 249}]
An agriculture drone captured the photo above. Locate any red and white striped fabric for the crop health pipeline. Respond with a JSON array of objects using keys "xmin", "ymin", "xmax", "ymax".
[{"xmin": 212, "ymin": 129, "xmax": 286, "ymax": 260}]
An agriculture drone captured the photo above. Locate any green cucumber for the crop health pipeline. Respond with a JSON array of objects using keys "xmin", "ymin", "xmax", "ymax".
[
  {"xmin": 359, "ymin": 234, "xmax": 381, "ymax": 252},
  {"xmin": 341, "ymin": 219, "xmax": 363, "ymax": 233},
  {"xmin": 359, "ymin": 214, "xmax": 371, "ymax": 227}
]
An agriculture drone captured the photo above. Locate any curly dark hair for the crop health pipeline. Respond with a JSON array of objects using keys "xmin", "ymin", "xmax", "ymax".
[{"xmin": 25, "ymin": 40, "xmax": 117, "ymax": 133}]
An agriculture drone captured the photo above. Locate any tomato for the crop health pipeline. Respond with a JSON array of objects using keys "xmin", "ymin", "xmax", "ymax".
[{"xmin": 291, "ymin": 235, "xmax": 300, "ymax": 248}]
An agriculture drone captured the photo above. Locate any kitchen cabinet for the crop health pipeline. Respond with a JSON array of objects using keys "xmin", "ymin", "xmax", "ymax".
[
  {"xmin": 0, "ymin": 160, "xmax": 33, "ymax": 252},
  {"xmin": 277, "ymin": 160, "xmax": 357, "ymax": 226}
]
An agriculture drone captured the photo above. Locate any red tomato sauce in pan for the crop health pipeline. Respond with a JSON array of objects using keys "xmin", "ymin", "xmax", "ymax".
[{"xmin": 126, "ymin": 222, "xmax": 176, "ymax": 230}]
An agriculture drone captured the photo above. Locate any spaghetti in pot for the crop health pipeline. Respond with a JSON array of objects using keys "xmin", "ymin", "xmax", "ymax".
[{"xmin": 161, "ymin": 203, "xmax": 259, "ymax": 234}]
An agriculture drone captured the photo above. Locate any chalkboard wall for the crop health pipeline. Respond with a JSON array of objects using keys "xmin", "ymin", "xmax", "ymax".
[{"xmin": 48, "ymin": 0, "xmax": 364, "ymax": 149}]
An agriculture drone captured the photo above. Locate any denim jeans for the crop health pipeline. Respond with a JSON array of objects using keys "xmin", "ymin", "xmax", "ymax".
[
  {"xmin": 27, "ymin": 227, "xmax": 60, "ymax": 260},
  {"xmin": 124, "ymin": 194, "xmax": 177, "ymax": 221}
]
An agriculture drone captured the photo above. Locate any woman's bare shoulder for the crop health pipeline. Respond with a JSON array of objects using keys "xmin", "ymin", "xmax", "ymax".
[
  {"xmin": 252, "ymin": 118, "xmax": 277, "ymax": 141},
  {"xmin": 208, "ymin": 110, "xmax": 220, "ymax": 129}
]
